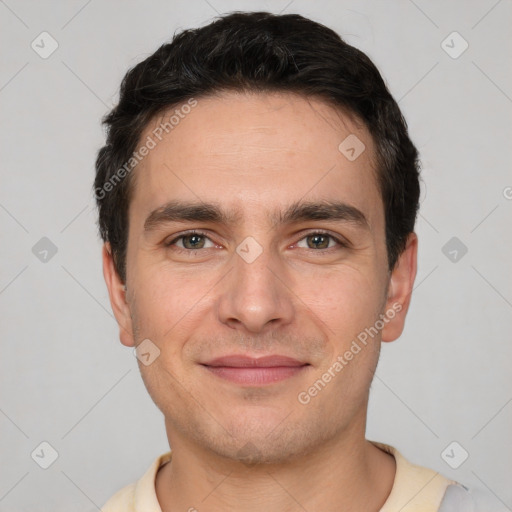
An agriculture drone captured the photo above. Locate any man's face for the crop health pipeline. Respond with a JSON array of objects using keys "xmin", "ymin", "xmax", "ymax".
[{"xmin": 104, "ymin": 91, "xmax": 415, "ymax": 463}]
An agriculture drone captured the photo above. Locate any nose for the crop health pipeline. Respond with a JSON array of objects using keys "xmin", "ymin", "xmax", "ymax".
[{"xmin": 216, "ymin": 242, "xmax": 295, "ymax": 334}]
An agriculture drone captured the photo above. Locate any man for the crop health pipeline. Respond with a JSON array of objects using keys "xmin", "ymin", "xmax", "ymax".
[{"xmin": 96, "ymin": 11, "xmax": 474, "ymax": 511}]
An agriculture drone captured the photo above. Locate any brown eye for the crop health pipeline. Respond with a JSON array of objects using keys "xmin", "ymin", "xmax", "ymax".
[
  {"xmin": 296, "ymin": 232, "xmax": 341, "ymax": 250},
  {"xmin": 166, "ymin": 231, "xmax": 214, "ymax": 250},
  {"xmin": 181, "ymin": 234, "xmax": 206, "ymax": 249},
  {"xmin": 306, "ymin": 234, "xmax": 331, "ymax": 249}
]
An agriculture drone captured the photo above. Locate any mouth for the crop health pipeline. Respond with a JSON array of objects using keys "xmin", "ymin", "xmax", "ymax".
[{"xmin": 200, "ymin": 355, "xmax": 310, "ymax": 386}]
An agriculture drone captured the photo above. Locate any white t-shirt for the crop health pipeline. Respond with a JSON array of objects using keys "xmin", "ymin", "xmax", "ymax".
[{"xmin": 101, "ymin": 442, "xmax": 474, "ymax": 511}]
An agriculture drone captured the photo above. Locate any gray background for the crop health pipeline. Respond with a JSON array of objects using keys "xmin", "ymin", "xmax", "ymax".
[{"xmin": 1, "ymin": 0, "xmax": 511, "ymax": 510}]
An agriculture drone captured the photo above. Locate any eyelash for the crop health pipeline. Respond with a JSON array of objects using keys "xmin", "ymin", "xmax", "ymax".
[{"xmin": 165, "ymin": 229, "xmax": 347, "ymax": 254}]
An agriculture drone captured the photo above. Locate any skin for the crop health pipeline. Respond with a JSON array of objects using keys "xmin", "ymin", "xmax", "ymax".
[{"xmin": 103, "ymin": 91, "xmax": 417, "ymax": 511}]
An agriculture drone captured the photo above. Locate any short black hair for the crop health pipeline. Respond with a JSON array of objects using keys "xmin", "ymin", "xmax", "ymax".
[{"xmin": 94, "ymin": 11, "xmax": 420, "ymax": 283}]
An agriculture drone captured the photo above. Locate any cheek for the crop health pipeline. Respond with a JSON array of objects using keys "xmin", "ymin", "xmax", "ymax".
[
  {"xmin": 296, "ymin": 264, "xmax": 385, "ymax": 341},
  {"xmin": 129, "ymin": 266, "xmax": 198, "ymax": 345},
  {"xmin": 131, "ymin": 271, "xmax": 202, "ymax": 413},
  {"xmin": 129, "ymin": 262, "xmax": 227, "ymax": 376}
]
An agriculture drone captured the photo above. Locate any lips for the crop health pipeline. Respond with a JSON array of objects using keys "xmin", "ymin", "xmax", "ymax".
[
  {"xmin": 204, "ymin": 355, "xmax": 307, "ymax": 367},
  {"xmin": 201, "ymin": 355, "xmax": 309, "ymax": 385}
]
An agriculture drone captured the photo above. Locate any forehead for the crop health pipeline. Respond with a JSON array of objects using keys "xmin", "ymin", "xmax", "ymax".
[{"xmin": 129, "ymin": 91, "xmax": 382, "ymax": 229}]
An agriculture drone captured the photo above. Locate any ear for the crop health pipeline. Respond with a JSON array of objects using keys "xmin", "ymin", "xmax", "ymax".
[
  {"xmin": 381, "ymin": 232, "xmax": 418, "ymax": 343},
  {"xmin": 102, "ymin": 242, "xmax": 135, "ymax": 347}
]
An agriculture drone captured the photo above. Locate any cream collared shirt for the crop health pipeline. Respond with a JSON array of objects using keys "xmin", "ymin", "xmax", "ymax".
[{"xmin": 101, "ymin": 442, "xmax": 474, "ymax": 511}]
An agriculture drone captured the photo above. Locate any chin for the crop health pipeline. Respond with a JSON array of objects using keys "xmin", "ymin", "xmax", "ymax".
[
  {"xmin": 201, "ymin": 411, "xmax": 333, "ymax": 466},
  {"xmin": 214, "ymin": 435, "xmax": 309, "ymax": 466}
]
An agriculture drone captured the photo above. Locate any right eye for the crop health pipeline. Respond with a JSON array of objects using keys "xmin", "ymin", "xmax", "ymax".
[{"xmin": 166, "ymin": 231, "xmax": 216, "ymax": 251}]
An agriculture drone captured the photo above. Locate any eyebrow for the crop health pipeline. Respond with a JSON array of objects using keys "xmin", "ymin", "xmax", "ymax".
[
  {"xmin": 277, "ymin": 200, "xmax": 369, "ymax": 229},
  {"xmin": 143, "ymin": 199, "xmax": 369, "ymax": 233}
]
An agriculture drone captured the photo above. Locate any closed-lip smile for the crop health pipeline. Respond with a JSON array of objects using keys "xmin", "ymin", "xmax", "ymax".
[{"xmin": 201, "ymin": 355, "xmax": 310, "ymax": 385}]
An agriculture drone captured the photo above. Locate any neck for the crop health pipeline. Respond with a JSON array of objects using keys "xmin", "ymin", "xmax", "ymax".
[{"xmin": 156, "ymin": 416, "xmax": 395, "ymax": 512}]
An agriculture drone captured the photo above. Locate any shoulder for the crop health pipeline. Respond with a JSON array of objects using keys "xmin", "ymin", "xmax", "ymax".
[
  {"xmin": 101, "ymin": 482, "xmax": 136, "ymax": 511},
  {"xmin": 372, "ymin": 441, "xmax": 471, "ymax": 512},
  {"xmin": 438, "ymin": 483, "xmax": 475, "ymax": 512},
  {"xmin": 100, "ymin": 451, "xmax": 172, "ymax": 512}
]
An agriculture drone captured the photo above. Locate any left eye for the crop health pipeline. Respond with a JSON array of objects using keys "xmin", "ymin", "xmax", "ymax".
[{"xmin": 296, "ymin": 233, "xmax": 341, "ymax": 250}]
